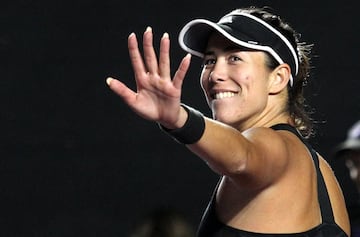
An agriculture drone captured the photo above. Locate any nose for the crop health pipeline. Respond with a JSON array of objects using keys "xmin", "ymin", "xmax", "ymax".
[
  {"xmin": 209, "ymin": 71, "xmax": 225, "ymax": 83},
  {"xmin": 209, "ymin": 61, "xmax": 226, "ymax": 83}
]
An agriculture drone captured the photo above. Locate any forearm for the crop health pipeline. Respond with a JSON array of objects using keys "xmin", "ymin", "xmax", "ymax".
[
  {"xmin": 160, "ymin": 103, "xmax": 251, "ymax": 175},
  {"xmin": 187, "ymin": 118, "xmax": 252, "ymax": 175},
  {"xmin": 159, "ymin": 104, "xmax": 268, "ymax": 178}
]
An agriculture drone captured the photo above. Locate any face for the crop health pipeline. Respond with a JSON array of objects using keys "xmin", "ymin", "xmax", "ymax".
[
  {"xmin": 200, "ymin": 32, "xmax": 274, "ymax": 129},
  {"xmin": 344, "ymin": 150, "xmax": 360, "ymax": 191}
]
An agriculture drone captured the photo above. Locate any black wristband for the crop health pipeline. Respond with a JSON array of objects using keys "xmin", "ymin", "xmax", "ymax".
[{"xmin": 159, "ymin": 104, "xmax": 205, "ymax": 144}]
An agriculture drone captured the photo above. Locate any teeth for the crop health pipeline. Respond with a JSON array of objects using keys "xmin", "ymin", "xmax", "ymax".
[{"xmin": 214, "ymin": 92, "xmax": 236, "ymax": 99}]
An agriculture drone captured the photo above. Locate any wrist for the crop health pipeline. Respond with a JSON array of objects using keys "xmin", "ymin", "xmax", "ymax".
[
  {"xmin": 159, "ymin": 104, "xmax": 205, "ymax": 144},
  {"xmin": 161, "ymin": 105, "xmax": 188, "ymax": 130}
]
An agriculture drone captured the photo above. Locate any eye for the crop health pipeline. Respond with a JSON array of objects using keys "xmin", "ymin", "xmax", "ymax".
[
  {"xmin": 228, "ymin": 55, "xmax": 242, "ymax": 62},
  {"xmin": 202, "ymin": 58, "xmax": 216, "ymax": 67}
]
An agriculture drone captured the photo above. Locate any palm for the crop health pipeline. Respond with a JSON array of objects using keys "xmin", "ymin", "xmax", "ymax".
[{"xmin": 107, "ymin": 27, "xmax": 191, "ymax": 125}]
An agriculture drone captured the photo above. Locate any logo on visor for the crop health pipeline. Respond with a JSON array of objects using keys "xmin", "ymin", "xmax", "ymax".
[{"xmin": 218, "ymin": 16, "xmax": 233, "ymax": 24}]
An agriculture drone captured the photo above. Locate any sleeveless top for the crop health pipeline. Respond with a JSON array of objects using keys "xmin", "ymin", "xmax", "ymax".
[{"xmin": 197, "ymin": 124, "xmax": 348, "ymax": 237}]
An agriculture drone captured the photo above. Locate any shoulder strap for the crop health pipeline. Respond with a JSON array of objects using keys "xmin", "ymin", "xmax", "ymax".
[
  {"xmin": 196, "ymin": 176, "xmax": 223, "ymax": 237},
  {"xmin": 270, "ymin": 124, "xmax": 335, "ymax": 223}
]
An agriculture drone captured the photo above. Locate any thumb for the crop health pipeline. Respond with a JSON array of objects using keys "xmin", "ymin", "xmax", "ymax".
[{"xmin": 106, "ymin": 77, "xmax": 137, "ymax": 105}]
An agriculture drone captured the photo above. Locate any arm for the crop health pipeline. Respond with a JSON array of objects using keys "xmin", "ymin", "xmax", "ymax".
[
  {"xmin": 107, "ymin": 27, "xmax": 290, "ymax": 190},
  {"xmin": 188, "ymin": 119, "xmax": 291, "ymax": 189}
]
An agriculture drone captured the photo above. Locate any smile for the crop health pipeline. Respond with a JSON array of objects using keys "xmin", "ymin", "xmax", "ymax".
[{"xmin": 214, "ymin": 92, "xmax": 237, "ymax": 99}]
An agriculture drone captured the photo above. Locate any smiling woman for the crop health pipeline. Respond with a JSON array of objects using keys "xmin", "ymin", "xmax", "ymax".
[{"xmin": 106, "ymin": 6, "xmax": 350, "ymax": 237}]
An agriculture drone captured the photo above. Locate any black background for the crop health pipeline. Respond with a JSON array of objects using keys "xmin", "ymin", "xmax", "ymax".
[{"xmin": 1, "ymin": 0, "xmax": 359, "ymax": 236}]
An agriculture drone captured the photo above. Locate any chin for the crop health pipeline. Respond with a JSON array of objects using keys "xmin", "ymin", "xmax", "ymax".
[{"xmin": 213, "ymin": 113, "xmax": 233, "ymax": 124}]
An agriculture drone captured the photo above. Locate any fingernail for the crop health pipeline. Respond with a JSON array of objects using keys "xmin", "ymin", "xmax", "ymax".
[
  {"xmin": 162, "ymin": 32, "xmax": 169, "ymax": 39},
  {"xmin": 106, "ymin": 77, "xmax": 113, "ymax": 86},
  {"xmin": 146, "ymin": 26, "xmax": 152, "ymax": 32}
]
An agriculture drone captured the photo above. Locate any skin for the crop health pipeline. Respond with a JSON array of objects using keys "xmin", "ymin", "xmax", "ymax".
[{"xmin": 106, "ymin": 27, "xmax": 350, "ymax": 235}]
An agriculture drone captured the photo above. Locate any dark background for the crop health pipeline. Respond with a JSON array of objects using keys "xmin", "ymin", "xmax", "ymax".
[{"xmin": 1, "ymin": 0, "xmax": 359, "ymax": 236}]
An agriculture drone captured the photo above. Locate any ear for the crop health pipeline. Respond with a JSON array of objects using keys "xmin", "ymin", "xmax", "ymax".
[{"xmin": 268, "ymin": 63, "xmax": 291, "ymax": 94}]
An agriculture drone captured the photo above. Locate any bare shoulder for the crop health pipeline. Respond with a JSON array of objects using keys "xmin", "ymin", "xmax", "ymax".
[
  {"xmin": 238, "ymin": 126, "xmax": 307, "ymax": 184},
  {"xmin": 242, "ymin": 126, "xmax": 291, "ymax": 148},
  {"xmin": 242, "ymin": 126, "xmax": 304, "ymax": 159},
  {"xmin": 318, "ymin": 155, "xmax": 350, "ymax": 236}
]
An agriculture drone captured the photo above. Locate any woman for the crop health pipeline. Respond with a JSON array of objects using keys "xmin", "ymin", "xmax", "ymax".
[{"xmin": 106, "ymin": 6, "xmax": 350, "ymax": 237}]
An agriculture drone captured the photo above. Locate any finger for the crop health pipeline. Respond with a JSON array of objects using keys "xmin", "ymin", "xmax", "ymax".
[
  {"xmin": 106, "ymin": 77, "xmax": 137, "ymax": 105},
  {"xmin": 142, "ymin": 27, "xmax": 159, "ymax": 75},
  {"xmin": 173, "ymin": 54, "xmax": 191, "ymax": 89},
  {"xmin": 159, "ymin": 32, "xmax": 170, "ymax": 78},
  {"xmin": 128, "ymin": 33, "xmax": 147, "ymax": 79}
]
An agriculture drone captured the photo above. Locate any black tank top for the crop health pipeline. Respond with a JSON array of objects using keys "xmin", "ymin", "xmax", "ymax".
[{"xmin": 197, "ymin": 124, "xmax": 348, "ymax": 237}]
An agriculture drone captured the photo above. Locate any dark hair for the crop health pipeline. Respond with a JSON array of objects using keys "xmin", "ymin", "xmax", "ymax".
[{"xmin": 237, "ymin": 6, "xmax": 314, "ymax": 138}]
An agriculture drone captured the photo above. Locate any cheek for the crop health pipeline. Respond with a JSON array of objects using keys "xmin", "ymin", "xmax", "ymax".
[
  {"xmin": 232, "ymin": 69, "xmax": 253, "ymax": 85},
  {"xmin": 200, "ymin": 70, "xmax": 209, "ymax": 91}
]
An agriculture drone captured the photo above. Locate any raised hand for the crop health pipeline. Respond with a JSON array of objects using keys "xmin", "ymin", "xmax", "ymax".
[{"xmin": 106, "ymin": 27, "xmax": 191, "ymax": 127}]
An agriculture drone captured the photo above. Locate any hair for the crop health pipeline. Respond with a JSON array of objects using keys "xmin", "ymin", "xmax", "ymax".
[{"xmin": 231, "ymin": 6, "xmax": 315, "ymax": 138}]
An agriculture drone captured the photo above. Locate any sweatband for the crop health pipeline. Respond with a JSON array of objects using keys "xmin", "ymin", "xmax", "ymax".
[{"xmin": 159, "ymin": 104, "xmax": 205, "ymax": 144}]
